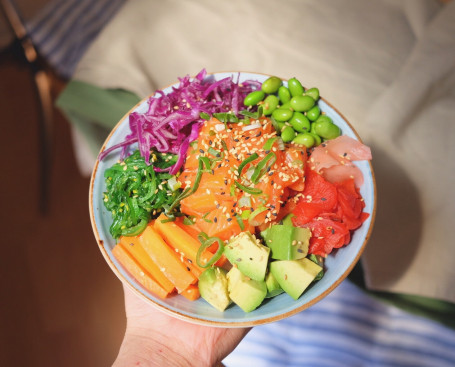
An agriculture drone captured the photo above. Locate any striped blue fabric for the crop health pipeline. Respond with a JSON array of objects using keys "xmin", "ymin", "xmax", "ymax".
[
  {"xmin": 224, "ymin": 280, "xmax": 455, "ymax": 367},
  {"xmin": 25, "ymin": 0, "xmax": 126, "ymax": 79}
]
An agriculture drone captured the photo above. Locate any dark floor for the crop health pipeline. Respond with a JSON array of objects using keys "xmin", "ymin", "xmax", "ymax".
[{"xmin": 1, "ymin": 52, "xmax": 125, "ymax": 366}]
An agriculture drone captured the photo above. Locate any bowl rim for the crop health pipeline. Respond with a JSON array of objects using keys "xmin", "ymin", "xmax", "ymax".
[{"xmin": 89, "ymin": 70, "xmax": 377, "ymax": 327}]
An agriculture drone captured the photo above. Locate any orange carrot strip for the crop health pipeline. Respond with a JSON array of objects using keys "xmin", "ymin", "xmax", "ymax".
[
  {"xmin": 119, "ymin": 236, "xmax": 175, "ymax": 294},
  {"xmin": 154, "ymin": 214, "xmax": 214, "ymax": 268},
  {"xmin": 180, "ymin": 284, "xmax": 200, "ymax": 301},
  {"xmin": 139, "ymin": 225, "xmax": 197, "ymax": 292},
  {"xmin": 112, "ymin": 244, "xmax": 170, "ymax": 299},
  {"xmin": 184, "ymin": 257, "xmax": 203, "ymax": 278}
]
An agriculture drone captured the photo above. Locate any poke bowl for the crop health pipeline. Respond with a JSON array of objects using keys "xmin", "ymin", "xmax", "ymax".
[{"xmin": 89, "ymin": 71, "xmax": 376, "ymax": 327}]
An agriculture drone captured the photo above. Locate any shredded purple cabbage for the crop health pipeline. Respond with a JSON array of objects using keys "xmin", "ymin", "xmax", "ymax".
[{"xmin": 98, "ymin": 69, "xmax": 259, "ymax": 174}]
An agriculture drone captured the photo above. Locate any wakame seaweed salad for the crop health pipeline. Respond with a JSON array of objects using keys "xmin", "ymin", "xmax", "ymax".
[{"xmin": 103, "ymin": 150, "xmax": 181, "ymax": 238}]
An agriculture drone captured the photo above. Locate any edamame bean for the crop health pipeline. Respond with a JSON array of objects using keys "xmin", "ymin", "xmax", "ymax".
[
  {"xmin": 308, "ymin": 132, "xmax": 322, "ymax": 146},
  {"xmin": 290, "ymin": 95, "xmax": 315, "ymax": 112},
  {"xmin": 289, "ymin": 112, "xmax": 310, "ymax": 133},
  {"xmin": 244, "ymin": 90, "xmax": 265, "ymax": 106},
  {"xmin": 305, "ymin": 87, "xmax": 320, "ymax": 101},
  {"xmin": 278, "ymin": 86, "xmax": 291, "ymax": 104},
  {"xmin": 293, "ymin": 133, "xmax": 315, "ymax": 148},
  {"xmin": 315, "ymin": 115, "xmax": 333, "ymax": 124},
  {"xmin": 262, "ymin": 76, "xmax": 282, "ymax": 94},
  {"xmin": 263, "ymin": 95, "xmax": 279, "ymax": 116},
  {"xmin": 313, "ymin": 120, "xmax": 341, "ymax": 139},
  {"xmin": 276, "ymin": 121, "xmax": 286, "ymax": 132},
  {"xmin": 281, "ymin": 126, "xmax": 296, "ymax": 143},
  {"xmin": 288, "ymin": 78, "xmax": 305, "ymax": 97},
  {"xmin": 280, "ymin": 101, "xmax": 292, "ymax": 110},
  {"xmin": 272, "ymin": 108, "xmax": 293, "ymax": 122},
  {"xmin": 307, "ymin": 106, "xmax": 321, "ymax": 121}
]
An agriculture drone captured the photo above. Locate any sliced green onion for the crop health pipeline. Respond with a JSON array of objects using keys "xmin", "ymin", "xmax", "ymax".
[
  {"xmin": 234, "ymin": 214, "xmax": 245, "ymax": 231},
  {"xmin": 166, "ymin": 157, "xmax": 205, "ymax": 215},
  {"xmin": 241, "ymin": 210, "xmax": 251, "ymax": 220},
  {"xmin": 234, "ymin": 181, "xmax": 263, "ymax": 195},
  {"xmin": 199, "ymin": 156, "xmax": 212, "ymax": 172},
  {"xmin": 196, "ymin": 236, "xmax": 225, "ymax": 268},
  {"xmin": 230, "ymin": 184, "xmax": 236, "ymax": 197},
  {"xmin": 263, "ymin": 137, "xmax": 277, "ymax": 151},
  {"xmin": 239, "ymin": 109, "xmax": 259, "ymax": 118},
  {"xmin": 197, "ymin": 231, "xmax": 209, "ymax": 244},
  {"xmin": 160, "ymin": 216, "xmax": 177, "ymax": 223},
  {"xmin": 251, "ymin": 152, "xmax": 277, "ymax": 184},
  {"xmin": 202, "ymin": 212, "xmax": 212, "ymax": 223},
  {"xmin": 248, "ymin": 206, "xmax": 268, "ymax": 225},
  {"xmin": 213, "ymin": 112, "xmax": 239, "ymax": 123},
  {"xmin": 237, "ymin": 153, "xmax": 259, "ymax": 176},
  {"xmin": 208, "ymin": 147, "xmax": 221, "ymax": 158},
  {"xmin": 220, "ymin": 139, "xmax": 228, "ymax": 153},
  {"xmin": 183, "ymin": 216, "xmax": 196, "ymax": 226},
  {"xmin": 167, "ymin": 176, "xmax": 181, "ymax": 191},
  {"xmin": 200, "ymin": 112, "xmax": 211, "ymax": 120}
]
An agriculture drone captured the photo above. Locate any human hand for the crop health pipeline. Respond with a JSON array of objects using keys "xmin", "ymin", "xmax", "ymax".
[{"xmin": 113, "ymin": 284, "xmax": 250, "ymax": 367}]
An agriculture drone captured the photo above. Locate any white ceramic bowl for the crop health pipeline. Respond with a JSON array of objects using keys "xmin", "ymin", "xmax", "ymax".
[{"xmin": 89, "ymin": 72, "xmax": 376, "ymax": 327}]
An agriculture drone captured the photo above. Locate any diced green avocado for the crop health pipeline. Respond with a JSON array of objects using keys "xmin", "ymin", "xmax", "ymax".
[
  {"xmin": 265, "ymin": 271, "xmax": 283, "ymax": 298},
  {"xmin": 282, "ymin": 213, "xmax": 295, "ymax": 226},
  {"xmin": 227, "ymin": 267, "xmax": 267, "ymax": 312},
  {"xmin": 260, "ymin": 213, "xmax": 294, "ymax": 239},
  {"xmin": 224, "ymin": 231, "xmax": 270, "ymax": 281},
  {"xmin": 198, "ymin": 267, "xmax": 231, "ymax": 311},
  {"xmin": 263, "ymin": 224, "xmax": 310, "ymax": 260},
  {"xmin": 270, "ymin": 258, "xmax": 322, "ymax": 300}
]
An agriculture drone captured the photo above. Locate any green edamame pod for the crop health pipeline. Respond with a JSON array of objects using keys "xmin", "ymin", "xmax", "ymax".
[
  {"xmin": 290, "ymin": 95, "xmax": 315, "ymax": 112},
  {"xmin": 262, "ymin": 76, "xmax": 282, "ymax": 94},
  {"xmin": 263, "ymin": 95, "xmax": 279, "ymax": 116},
  {"xmin": 307, "ymin": 106, "xmax": 321, "ymax": 121},
  {"xmin": 289, "ymin": 112, "xmax": 310, "ymax": 133},
  {"xmin": 293, "ymin": 133, "xmax": 315, "ymax": 148},
  {"xmin": 275, "ymin": 121, "xmax": 286, "ymax": 132},
  {"xmin": 305, "ymin": 87, "xmax": 320, "ymax": 101},
  {"xmin": 308, "ymin": 132, "xmax": 322, "ymax": 146},
  {"xmin": 281, "ymin": 126, "xmax": 296, "ymax": 143},
  {"xmin": 280, "ymin": 101, "xmax": 292, "ymax": 110},
  {"xmin": 315, "ymin": 115, "xmax": 333, "ymax": 124},
  {"xmin": 278, "ymin": 86, "xmax": 291, "ymax": 104},
  {"xmin": 244, "ymin": 90, "xmax": 265, "ymax": 106},
  {"xmin": 272, "ymin": 108, "xmax": 293, "ymax": 122},
  {"xmin": 313, "ymin": 120, "xmax": 341, "ymax": 139},
  {"xmin": 288, "ymin": 78, "xmax": 305, "ymax": 97}
]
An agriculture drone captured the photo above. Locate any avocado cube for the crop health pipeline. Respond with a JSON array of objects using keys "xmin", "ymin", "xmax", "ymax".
[
  {"xmin": 264, "ymin": 224, "xmax": 310, "ymax": 260},
  {"xmin": 270, "ymin": 258, "xmax": 322, "ymax": 300},
  {"xmin": 227, "ymin": 267, "xmax": 267, "ymax": 312},
  {"xmin": 265, "ymin": 271, "xmax": 284, "ymax": 298},
  {"xmin": 224, "ymin": 232, "xmax": 270, "ymax": 281},
  {"xmin": 198, "ymin": 267, "xmax": 231, "ymax": 311}
]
